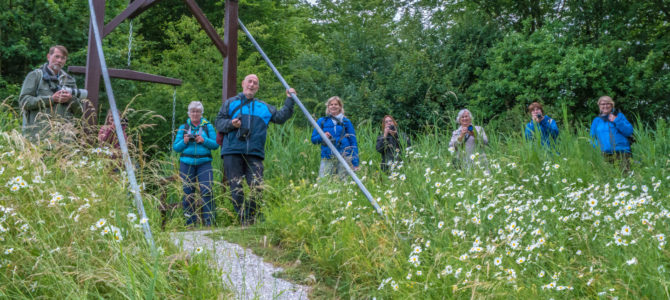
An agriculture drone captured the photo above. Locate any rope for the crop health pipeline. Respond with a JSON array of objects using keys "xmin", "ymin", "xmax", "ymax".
[
  {"xmin": 127, "ymin": 19, "xmax": 133, "ymax": 68},
  {"xmin": 171, "ymin": 87, "xmax": 177, "ymax": 152}
]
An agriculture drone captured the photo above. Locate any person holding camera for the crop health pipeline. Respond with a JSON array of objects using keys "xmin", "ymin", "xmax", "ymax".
[
  {"xmin": 376, "ymin": 115, "xmax": 410, "ymax": 172},
  {"xmin": 19, "ymin": 45, "xmax": 84, "ymax": 143},
  {"xmin": 98, "ymin": 110, "xmax": 129, "ymax": 162},
  {"xmin": 311, "ymin": 96, "xmax": 360, "ymax": 179},
  {"xmin": 173, "ymin": 101, "xmax": 220, "ymax": 227},
  {"xmin": 524, "ymin": 102, "xmax": 559, "ymax": 147},
  {"xmin": 215, "ymin": 74, "xmax": 296, "ymax": 225},
  {"xmin": 449, "ymin": 109, "xmax": 488, "ymax": 169},
  {"xmin": 590, "ymin": 95, "xmax": 634, "ymax": 171}
]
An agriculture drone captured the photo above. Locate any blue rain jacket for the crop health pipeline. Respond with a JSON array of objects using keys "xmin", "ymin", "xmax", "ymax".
[
  {"xmin": 173, "ymin": 118, "xmax": 219, "ymax": 165},
  {"xmin": 311, "ymin": 116, "xmax": 359, "ymax": 167},
  {"xmin": 590, "ymin": 113, "xmax": 634, "ymax": 154}
]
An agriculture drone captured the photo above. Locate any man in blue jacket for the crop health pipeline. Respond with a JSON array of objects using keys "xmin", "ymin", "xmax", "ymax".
[
  {"xmin": 215, "ymin": 74, "xmax": 296, "ymax": 225},
  {"xmin": 590, "ymin": 95, "xmax": 634, "ymax": 171},
  {"xmin": 524, "ymin": 102, "xmax": 559, "ymax": 148}
]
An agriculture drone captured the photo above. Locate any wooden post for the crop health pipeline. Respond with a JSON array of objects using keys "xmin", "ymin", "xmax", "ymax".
[
  {"xmin": 223, "ymin": 0, "xmax": 238, "ymax": 101},
  {"xmin": 83, "ymin": 0, "xmax": 105, "ymax": 125}
]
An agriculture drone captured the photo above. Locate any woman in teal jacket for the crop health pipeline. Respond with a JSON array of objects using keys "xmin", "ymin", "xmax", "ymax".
[
  {"xmin": 590, "ymin": 96, "xmax": 634, "ymax": 171},
  {"xmin": 173, "ymin": 101, "xmax": 219, "ymax": 226}
]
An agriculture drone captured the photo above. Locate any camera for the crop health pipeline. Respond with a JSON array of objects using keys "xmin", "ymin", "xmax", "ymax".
[
  {"xmin": 467, "ymin": 125, "xmax": 473, "ymax": 132},
  {"xmin": 388, "ymin": 125, "xmax": 396, "ymax": 131},
  {"xmin": 186, "ymin": 134, "xmax": 196, "ymax": 142},
  {"xmin": 61, "ymin": 86, "xmax": 88, "ymax": 99},
  {"xmin": 237, "ymin": 127, "xmax": 251, "ymax": 141},
  {"xmin": 535, "ymin": 113, "xmax": 543, "ymax": 119}
]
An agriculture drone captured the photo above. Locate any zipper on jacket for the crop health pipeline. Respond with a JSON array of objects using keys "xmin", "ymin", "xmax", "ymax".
[{"xmin": 247, "ymin": 100, "xmax": 253, "ymax": 153}]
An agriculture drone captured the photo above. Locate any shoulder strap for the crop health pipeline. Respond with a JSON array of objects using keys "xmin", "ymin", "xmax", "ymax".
[
  {"xmin": 229, "ymin": 96, "xmax": 250, "ymax": 118},
  {"xmin": 184, "ymin": 122, "xmax": 190, "ymax": 133},
  {"xmin": 337, "ymin": 118, "xmax": 349, "ymax": 146}
]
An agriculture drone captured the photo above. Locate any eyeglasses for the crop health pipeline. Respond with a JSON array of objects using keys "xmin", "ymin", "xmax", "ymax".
[
  {"xmin": 598, "ymin": 103, "xmax": 613, "ymax": 106},
  {"xmin": 189, "ymin": 110, "xmax": 202, "ymax": 114}
]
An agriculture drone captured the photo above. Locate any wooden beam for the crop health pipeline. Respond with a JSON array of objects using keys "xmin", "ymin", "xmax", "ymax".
[
  {"xmin": 223, "ymin": 0, "xmax": 238, "ymax": 101},
  {"xmin": 103, "ymin": 0, "xmax": 148, "ymax": 38},
  {"xmin": 129, "ymin": 0, "xmax": 161, "ymax": 19},
  {"xmin": 68, "ymin": 66, "xmax": 182, "ymax": 86},
  {"xmin": 182, "ymin": 0, "xmax": 227, "ymax": 58}
]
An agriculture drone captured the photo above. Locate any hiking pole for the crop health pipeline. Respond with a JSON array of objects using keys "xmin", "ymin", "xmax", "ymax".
[
  {"xmin": 238, "ymin": 18, "xmax": 385, "ymax": 219},
  {"xmin": 88, "ymin": 0, "xmax": 156, "ymax": 250}
]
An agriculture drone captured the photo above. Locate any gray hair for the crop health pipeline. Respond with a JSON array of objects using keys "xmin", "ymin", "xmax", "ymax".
[
  {"xmin": 457, "ymin": 109, "xmax": 472, "ymax": 122},
  {"xmin": 188, "ymin": 101, "xmax": 204, "ymax": 114}
]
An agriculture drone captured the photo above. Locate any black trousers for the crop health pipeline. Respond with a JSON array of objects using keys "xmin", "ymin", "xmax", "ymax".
[{"xmin": 223, "ymin": 154, "xmax": 264, "ymax": 222}]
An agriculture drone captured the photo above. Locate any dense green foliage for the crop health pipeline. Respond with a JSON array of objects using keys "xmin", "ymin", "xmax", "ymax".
[{"xmin": 1, "ymin": 0, "xmax": 668, "ymax": 151}]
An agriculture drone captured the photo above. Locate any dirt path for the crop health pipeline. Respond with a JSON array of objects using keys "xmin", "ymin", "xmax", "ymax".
[{"xmin": 172, "ymin": 230, "xmax": 310, "ymax": 300}]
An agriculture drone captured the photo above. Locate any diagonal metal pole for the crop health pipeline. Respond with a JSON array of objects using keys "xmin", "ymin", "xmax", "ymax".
[
  {"xmin": 238, "ymin": 18, "xmax": 385, "ymax": 218},
  {"xmin": 88, "ymin": 0, "xmax": 156, "ymax": 249}
]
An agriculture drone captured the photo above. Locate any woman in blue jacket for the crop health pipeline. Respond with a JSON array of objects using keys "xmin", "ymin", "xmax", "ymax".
[
  {"xmin": 311, "ymin": 96, "xmax": 360, "ymax": 179},
  {"xmin": 524, "ymin": 102, "xmax": 559, "ymax": 148},
  {"xmin": 590, "ymin": 96, "xmax": 634, "ymax": 171},
  {"xmin": 173, "ymin": 101, "xmax": 220, "ymax": 226}
]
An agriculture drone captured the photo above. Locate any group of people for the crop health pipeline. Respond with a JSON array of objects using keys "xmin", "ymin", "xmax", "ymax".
[
  {"xmin": 18, "ymin": 45, "xmax": 635, "ymax": 227},
  {"xmin": 448, "ymin": 97, "xmax": 634, "ymax": 171}
]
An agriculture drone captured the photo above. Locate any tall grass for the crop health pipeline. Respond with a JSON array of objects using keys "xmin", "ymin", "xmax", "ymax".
[
  {"xmin": 0, "ymin": 102, "xmax": 229, "ymax": 298},
  {"xmin": 216, "ymin": 113, "xmax": 670, "ymax": 298}
]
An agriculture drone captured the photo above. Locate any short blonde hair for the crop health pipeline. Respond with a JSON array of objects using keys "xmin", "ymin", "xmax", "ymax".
[
  {"xmin": 188, "ymin": 101, "xmax": 204, "ymax": 114},
  {"xmin": 597, "ymin": 95, "xmax": 615, "ymax": 107},
  {"xmin": 325, "ymin": 96, "xmax": 344, "ymax": 115}
]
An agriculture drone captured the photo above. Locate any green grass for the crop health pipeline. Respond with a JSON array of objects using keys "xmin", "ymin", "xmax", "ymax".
[
  {"xmin": 0, "ymin": 101, "xmax": 230, "ymax": 298},
  {"xmin": 210, "ymin": 114, "xmax": 670, "ymax": 299},
  {"xmin": 4, "ymin": 93, "xmax": 670, "ymax": 299}
]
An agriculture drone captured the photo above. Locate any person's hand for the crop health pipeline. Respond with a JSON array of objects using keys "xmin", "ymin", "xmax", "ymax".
[
  {"xmin": 324, "ymin": 132, "xmax": 332, "ymax": 139},
  {"xmin": 353, "ymin": 166, "xmax": 361, "ymax": 171},
  {"xmin": 286, "ymin": 88, "xmax": 296, "ymax": 97},
  {"xmin": 608, "ymin": 113, "xmax": 616, "ymax": 122},
  {"xmin": 389, "ymin": 126, "xmax": 397, "ymax": 136},
  {"xmin": 195, "ymin": 135, "xmax": 204, "ymax": 144},
  {"xmin": 231, "ymin": 118, "xmax": 241, "ymax": 128},
  {"xmin": 460, "ymin": 126, "xmax": 469, "ymax": 136},
  {"xmin": 52, "ymin": 90, "xmax": 72, "ymax": 103},
  {"xmin": 383, "ymin": 126, "xmax": 390, "ymax": 137},
  {"xmin": 184, "ymin": 135, "xmax": 190, "ymax": 144}
]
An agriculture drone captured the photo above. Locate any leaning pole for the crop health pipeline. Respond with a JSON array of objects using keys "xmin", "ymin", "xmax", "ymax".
[
  {"xmin": 237, "ymin": 18, "xmax": 385, "ymax": 218},
  {"xmin": 88, "ymin": 0, "xmax": 155, "ymax": 249}
]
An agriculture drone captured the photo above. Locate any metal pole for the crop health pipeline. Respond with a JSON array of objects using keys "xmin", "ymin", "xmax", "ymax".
[
  {"xmin": 88, "ymin": 0, "xmax": 156, "ymax": 249},
  {"xmin": 237, "ymin": 18, "xmax": 385, "ymax": 218}
]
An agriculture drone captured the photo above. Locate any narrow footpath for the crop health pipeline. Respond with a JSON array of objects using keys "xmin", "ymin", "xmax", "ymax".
[{"xmin": 172, "ymin": 230, "xmax": 310, "ymax": 300}]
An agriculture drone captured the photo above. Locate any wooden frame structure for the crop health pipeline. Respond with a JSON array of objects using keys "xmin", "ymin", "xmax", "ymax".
[{"xmin": 68, "ymin": 0, "xmax": 239, "ymax": 124}]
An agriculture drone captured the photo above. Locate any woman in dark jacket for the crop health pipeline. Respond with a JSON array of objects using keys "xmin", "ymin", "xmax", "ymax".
[
  {"xmin": 376, "ymin": 115, "xmax": 410, "ymax": 172},
  {"xmin": 173, "ymin": 101, "xmax": 219, "ymax": 226},
  {"xmin": 311, "ymin": 96, "xmax": 360, "ymax": 179}
]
